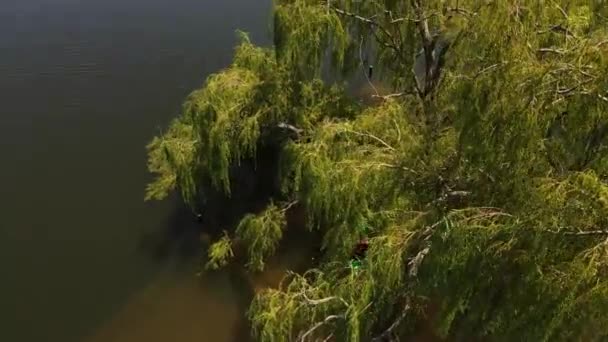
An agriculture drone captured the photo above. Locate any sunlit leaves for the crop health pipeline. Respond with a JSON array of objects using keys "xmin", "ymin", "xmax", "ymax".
[
  {"xmin": 237, "ymin": 204, "xmax": 287, "ymax": 272},
  {"xmin": 146, "ymin": 0, "xmax": 608, "ymax": 340},
  {"xmin": 205, "ymin": 232, "xmax": 234, "ymax": 270}
]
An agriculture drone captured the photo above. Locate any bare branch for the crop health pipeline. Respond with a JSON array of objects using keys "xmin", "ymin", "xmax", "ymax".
[
  {"xmin": 388, "ymin": 11, "xmax": 439, "ymax": 24},
  {"xmin": 281, "ymin": 200, "xmax": 299, "ymax": 213},
  {"xmin": 556, "ymin": 79, "xmax": 594, "ymax": 95},
  {"xmin": 447, "ymin": 6, "xmax": 477, "ymax": 18},
  {"xmin": 331, "ymin": 6, "xmax": 399, "ymax": 52},
  {"xmin": 538, "ymin": 47, "xmax": 568, "ymax": 55},
  {"xmin": 371, "ymin": 299, "xmax": 412, "ymax": 342},
  {"xmin": 555, "ymin": 4, "xmax": 568, "ymax": 20},
  {"xmin": 410, "ymin": 0, "xmax": 433, "ymax": 50},
  {"xmin": 375, "ymin": 163, "xmax": 420, "ymax": 175},
  {"xmin": 408, "ymin": 247, "xmax": 429, "ymax": 277},
  {"xmin": 548, "ymin": 229, "xmax": 608, "ymax": 236},
  {"xmin": 301, "ymin": 291, "xmax": 350, "ymax": 307},
  {"xmin": 332, "ymin": 6, "xmax": 375, "ymax": 25},
  {"xmin": 298, "ymin": 315, "xmax": 343, "ymax": 342},
  {"xmin": 596, "ymin": 40, "xmax": 608, "ymax": 48},
  {"xmin": 537, "ymin": 24, "xmax": 577, "ymax": 38},
  {"xmin": 475, "ymin": 62, "xmax": 506, "ymax": 78},
  {"xmin": 372, "ymin": 90, "xmax": 417, "ymax": 100},
  {"xmin": 322, "ymin": 333, "xmax": 334, "ymax": 342},
  {"xmin": 359, "ymin": 36, "xmax": 379, "ymax": 97},
  {"xmin": 278, "ymin": 122, "xmax": 304, "ymax": 135},
  {"xmin": 340, "ymin": 129, "xmax": 396, "ymax": 151}
]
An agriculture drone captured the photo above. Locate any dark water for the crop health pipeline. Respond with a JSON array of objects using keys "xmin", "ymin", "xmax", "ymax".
[{"xmin": 0, "ymin": 1, "xmax": 274, "ymax": 341}]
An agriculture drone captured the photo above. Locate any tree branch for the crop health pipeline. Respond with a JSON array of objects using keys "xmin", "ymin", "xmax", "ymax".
[
  {"xmin": 277, "ymin": 122, "xmax": 303, "ymax": 135},
  {"xmin": 340, "ymin": 129, "xmax": 396, "ymax": 151},
  {"xmin": 548, "ymin": 229, "xmax": 608, "ymax": 236},
  {"xmin": 596, "ymin": 40, "xmax": 608, "ymax": 48},
  {"xmin": 298, "ymin": 314, "xmax": 343, "ymax": 342},
  {"xmin": 331, "ymin": 6, "xmax": 400, "ymax": 52},
  {"xmin": 408, "ymin": 247, "xmax": 429, "ymax": 277},
  {"xmin": 538, "ymin": 47, "xmax": 568, "ymax": 55},
  {"xmin": 301, "ymin": 291, "xmax": 350, "ymax": 308},
  {"xmin": 371, "ymin": 299, "xmax": 412, "ymax": 342},
  {"xmin": 281, "ymin": 200, "xmax": 299, "ymax": 213},
  {"xmin": 359, "ymin": 36, "xmax": 379, "ymax": 97},
  {"xmin": 375, "ymin": 163, "xmax": 420, "ymax": 175},
  {"xmin": 410, "ymin": 0, "xmax": 433, "ymax": 50},
  {"xmin": 372, "ymin": 90, "xmax": 417, "ymax": 100}
]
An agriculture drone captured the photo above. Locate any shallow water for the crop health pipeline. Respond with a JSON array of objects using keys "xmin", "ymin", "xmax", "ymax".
[{"xmin": 0, "ymin": 1, "xmax": 272, "ymax": 341}]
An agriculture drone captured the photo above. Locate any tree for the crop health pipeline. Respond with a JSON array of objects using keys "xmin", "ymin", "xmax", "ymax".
[{"xmin": 146, "ymin": 0, "xmax": 608, "ymax": 340}]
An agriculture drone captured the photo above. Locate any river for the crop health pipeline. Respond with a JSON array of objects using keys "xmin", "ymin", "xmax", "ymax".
[{"xmin": 0, "ymin": 1, "xmax": 276, "ymax": 341}]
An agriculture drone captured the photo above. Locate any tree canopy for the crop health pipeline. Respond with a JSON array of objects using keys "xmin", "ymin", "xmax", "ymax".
[{"xmin": 146, "ymin": 0, "xmax": 608, "ymax": 340}]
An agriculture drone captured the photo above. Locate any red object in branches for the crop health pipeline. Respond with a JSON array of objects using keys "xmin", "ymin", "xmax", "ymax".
[{"xmin": 353, "ymin": 238, "xmax": 370, "ymax": 259}]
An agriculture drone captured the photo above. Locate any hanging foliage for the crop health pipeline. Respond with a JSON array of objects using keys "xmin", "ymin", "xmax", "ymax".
[{"xmin": 147, "ymin": 0, "xmax": 608, "ymax": 340}]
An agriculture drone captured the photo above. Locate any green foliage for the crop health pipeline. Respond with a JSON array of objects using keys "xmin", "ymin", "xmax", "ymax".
[
  {"xmin": 145, "ymin": 118, "xmax": 198, "ymax": 203},
  {"xmin": 147, "ymin": 0, "xmax": 608, "ymax": 340},
  {"xmin": 237, "ymin": 203, "xmax": 287, "ymax": 272},
  {"xmin": 205, "ymin": 232, "xmax": 234, "ymax": 270}
]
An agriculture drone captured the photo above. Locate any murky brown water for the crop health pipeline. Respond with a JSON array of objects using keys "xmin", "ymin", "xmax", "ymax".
[
  {"xmin": 86, "ymin": 271, "xmax": 241, "ymax": 342},
  {"xmin": 86, "ymin": 231, "xmax": 316, "ymax": 342}
]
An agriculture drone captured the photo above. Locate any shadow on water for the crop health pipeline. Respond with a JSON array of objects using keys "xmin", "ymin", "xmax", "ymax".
[
  {"xmin": 137, "ymin": 141, "xmax": 284, "ymax": 265},
  {"xmin": 88, "ymin": 143, "xmax": 321, "ymax": 342},
  {"xmin": 137, "ymin": 202, "xmax": 203, "ymax": 263}
]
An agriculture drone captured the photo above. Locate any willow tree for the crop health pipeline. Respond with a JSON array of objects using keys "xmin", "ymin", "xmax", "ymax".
[{"xmin": 146, "ymin": 0, "xmax": 608, "ymax": 340}]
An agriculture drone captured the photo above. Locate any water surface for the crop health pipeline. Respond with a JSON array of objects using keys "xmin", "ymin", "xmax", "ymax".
[{"xmin": 0, "ymin": 1, "xmax": 272, "ymax": 341}]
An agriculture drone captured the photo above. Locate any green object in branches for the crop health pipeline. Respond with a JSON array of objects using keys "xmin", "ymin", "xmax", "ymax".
[{"xmin": 357, "ymin": 222, "xmax": 370, "ymax": 235}]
